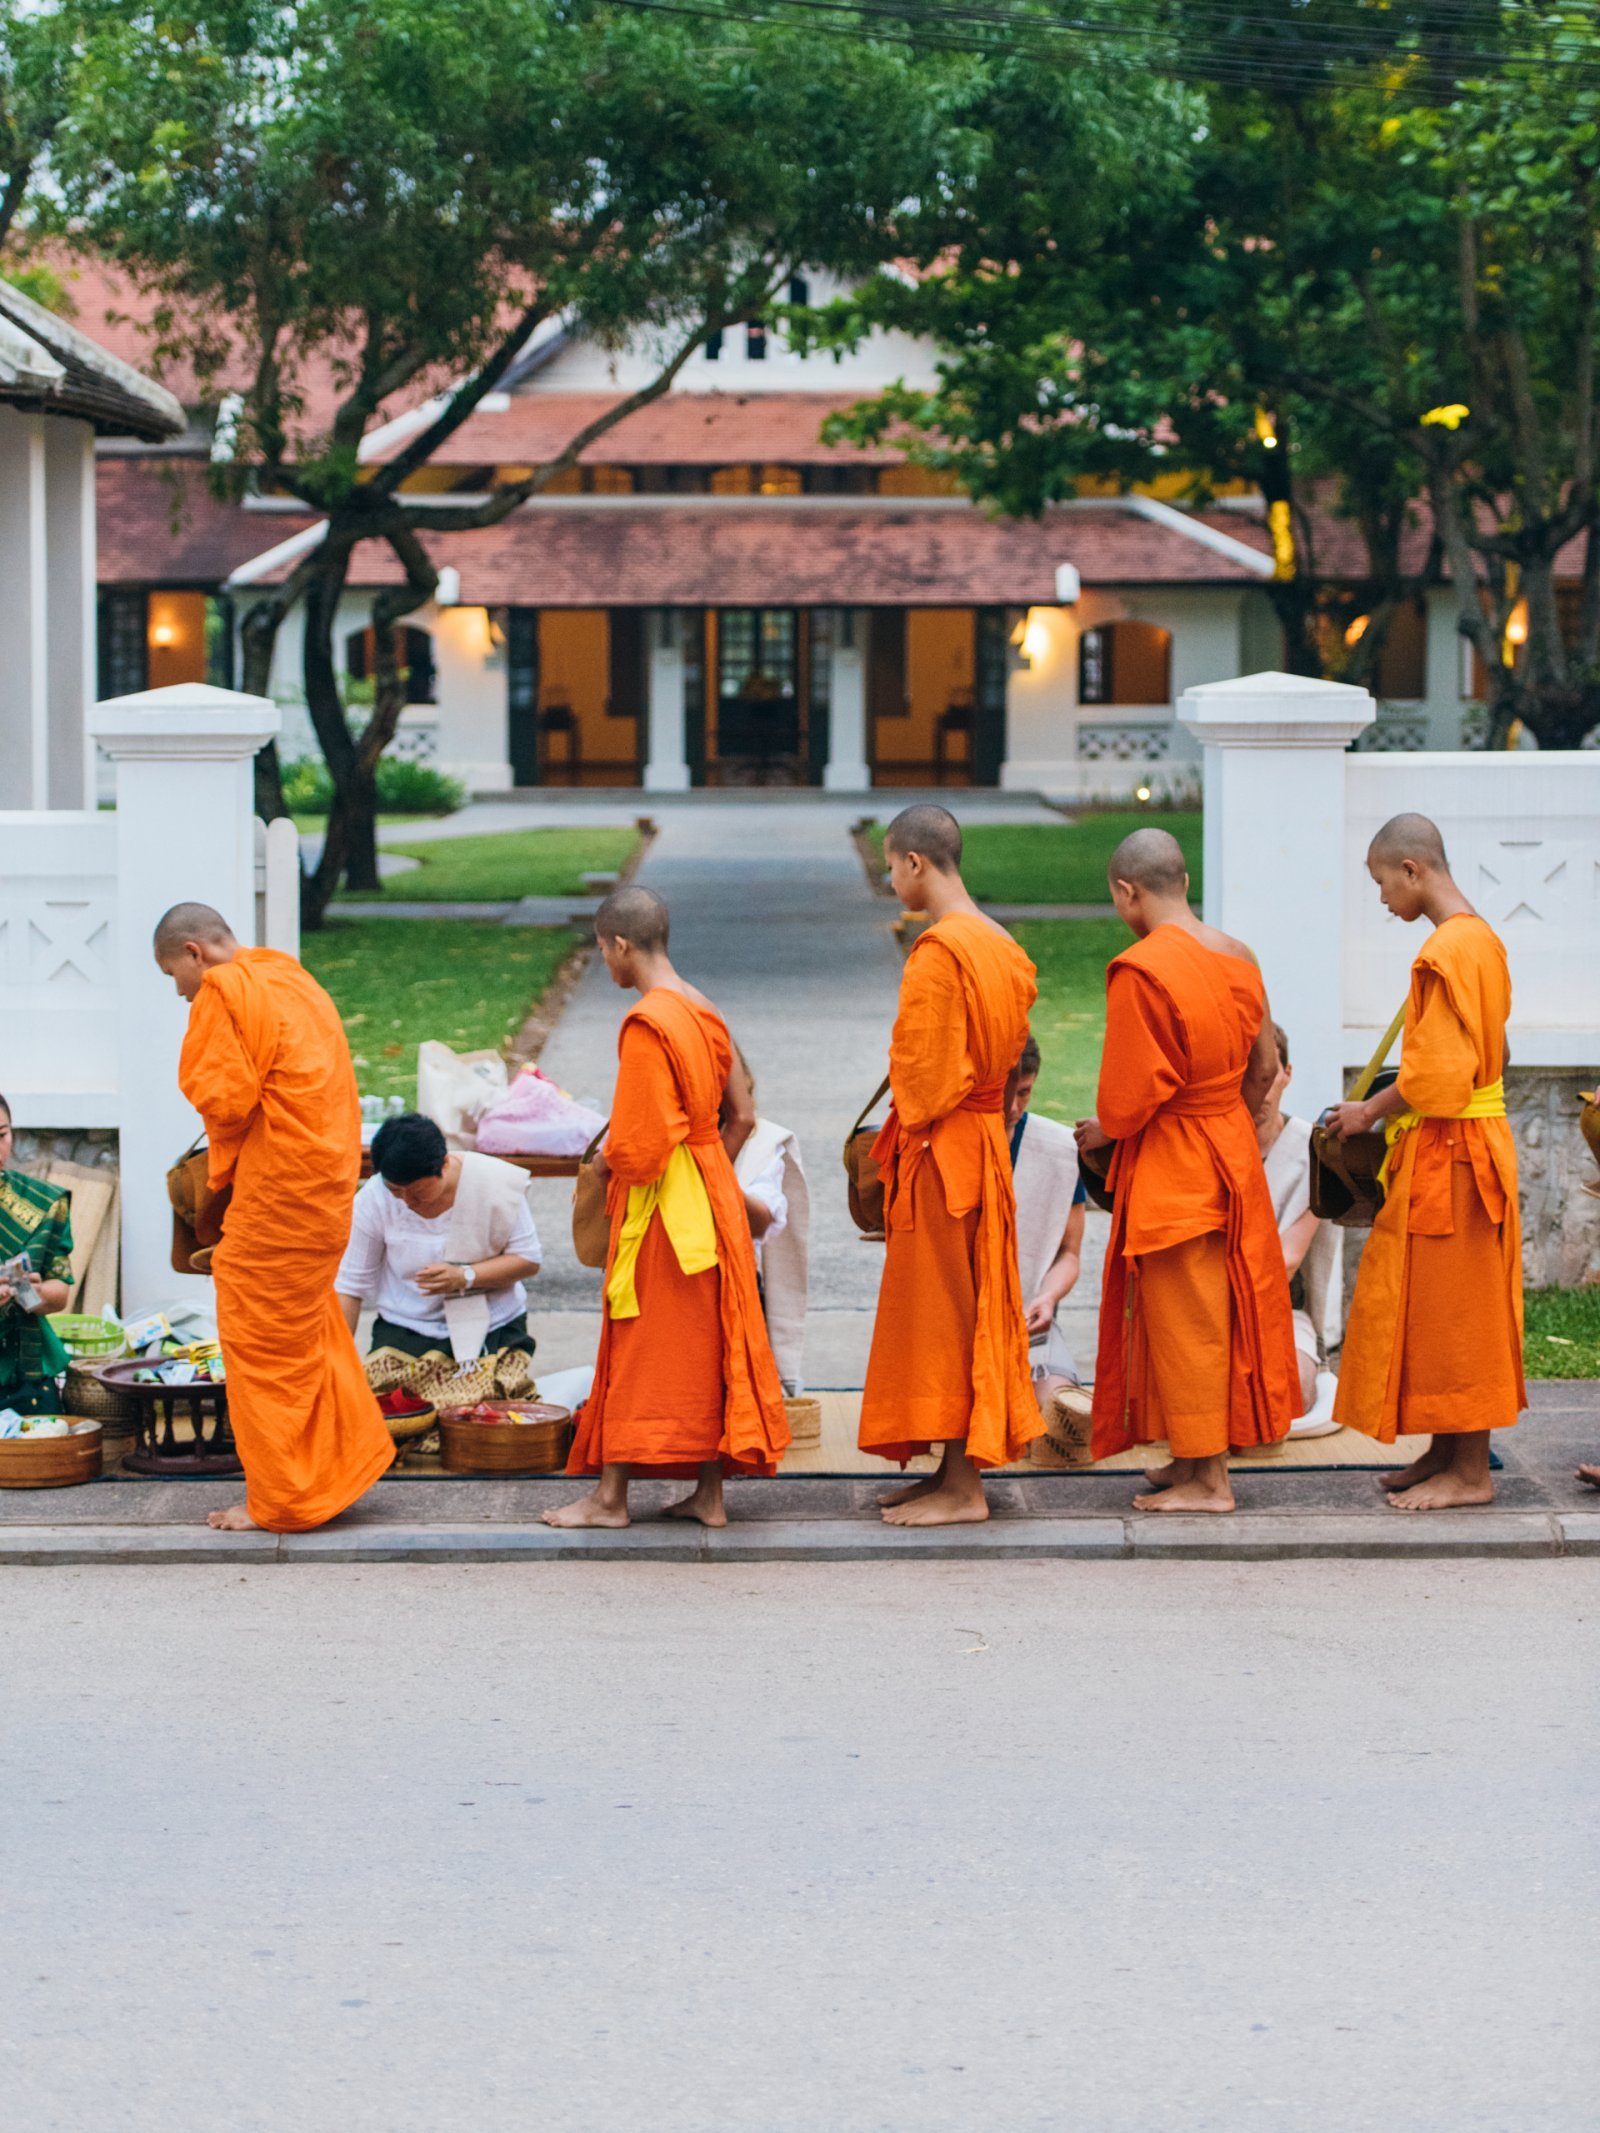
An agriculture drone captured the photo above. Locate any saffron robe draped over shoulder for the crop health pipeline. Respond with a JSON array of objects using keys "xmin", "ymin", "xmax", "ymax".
[
  {"xmin": 566, "ymin": 987, "xmax": 788, "ymax": 1478},
  {"xmin": 1336, "ymin": 913, "xmax": 1524, "ymax": 1443},
  {"xmin": 859, "ymin": 912, "xmax": 1039, "ymax": 1467},
  {"xmin": 179, "ymin": 949, "xmax": 393, "ymax": 1530},
  {"xmin": 1090, "ymin": 924, "xmax": 1298, "ymax": 1461}
]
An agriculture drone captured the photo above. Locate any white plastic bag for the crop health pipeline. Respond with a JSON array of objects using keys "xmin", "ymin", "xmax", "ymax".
[
  {"xmin": 416, "ymin": 1041, "xmax": 509, "ymax": 1149},
  {"xmin": 475, "ymin": 1066, "xmax": 606, "ymax": 1159}
]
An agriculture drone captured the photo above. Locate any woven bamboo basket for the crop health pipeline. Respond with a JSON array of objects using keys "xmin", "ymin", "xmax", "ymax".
[
  {"xmin": 380, "ymin": 1401, "xmax": 438, "ymax": 1446},
  {"xmin": 783, "ymin": 1395, "xmax": 822, "ymax": 1446},
  {"xmin": 439, "ymin": 1401, "xmax": 573, "ymax": 1474},
  {"xmin": 64, "ymin": 1360, "xmax": 139, "ymax": 1429},
  {"xmin": 0, "ymin": 1420, "xmax": 103, "ymax": 1489}
]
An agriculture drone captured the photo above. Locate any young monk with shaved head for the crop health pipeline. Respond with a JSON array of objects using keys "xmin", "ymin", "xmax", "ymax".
[
  {"xmin": 861, "ymin": 805, "xmax": 1040, "ymax": 1525},
  {"xmin": 155, "ymin": 903, "xmax": 394, "ymax": 1532},
  {"xmin": 1325, "ymin": 813, "xmax": 1524, "ymax": 1508},
  {"xmin": 1076, "ymin": 829, "xmax": 1298, "ymax": 1512},
  {"xmin": 544, "ymin": 885, "xmax": 787, "ymax": 1529}
]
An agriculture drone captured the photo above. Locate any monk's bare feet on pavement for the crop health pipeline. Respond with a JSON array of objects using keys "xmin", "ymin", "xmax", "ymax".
[
  {"xmin": 663, "ymin": 1465, "xmax": 727, "ymax": 1527},
  {"xmin": 542, "ymin": 1487, "xmax": 630, "ymax": 1529},
  {"xmin": 1140, "ymin": 1456, "xmax": 1196, "ymax": 1492},
  {"xmin": 881, "ymin": 1445, "xmax": 988, "ymax": 1526},
  {"xmin": 206, "ymin": 1503, "xmax": 259, "ymax": 1531},
  {"xmin": 877, "ymin": 1475, "xmax": 942, "ymax": 1508},
  {"xmin": 1577, "ymin": 1464, "xmax": 1600, "ymax": 1490},
  {"xmin": 1387, "ymin": 1471, "xmax": 1494, "ymax": 1511},
  {"xmin": 1379, "ymin": 1439, "xmax": 1452, "ymax": 1493},
  {"xmin": 1132, "ymin": 1452, "xmax": 1234, "ymax": 1514}
]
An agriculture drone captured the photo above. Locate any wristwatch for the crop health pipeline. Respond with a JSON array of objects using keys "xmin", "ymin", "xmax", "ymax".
[{"xmin": 458, "ymin": 1264, "xmax": 476, "ymax": 1292}]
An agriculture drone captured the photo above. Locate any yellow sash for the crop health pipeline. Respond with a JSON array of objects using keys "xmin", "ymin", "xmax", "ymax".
[
  {"xmin": 605, "ymin": 1142, "xmax": 719, "ymax": 1320},
  {"xmin": 1377, "ymin": 1076, "xmax": 1506, "ymax": 1190}
]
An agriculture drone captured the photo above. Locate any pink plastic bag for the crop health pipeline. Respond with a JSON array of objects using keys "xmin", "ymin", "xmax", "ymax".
[{"xmin": 474, "ymin": 1066, "xmax": 606, "ymax": 1158}]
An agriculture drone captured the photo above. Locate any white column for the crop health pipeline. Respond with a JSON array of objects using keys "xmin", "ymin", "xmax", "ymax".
[
  {"xmin": 44, "ymin": 417, "xmax": 98, "ymax": 809},
  {"xmin": 0, "ymin": 405, "xmax": 50, "ymax": 807},
  {"xmin": 1178, "ymin": 670, "xmax": 1374, "ymax": 1113},
  {"xmin": 89, "ymin": 682, "xmax": 281, "ymax": 1309},
  {"xmin": 824, "ymin": 608, "xmax": 870, "ymax": 791},
  {"xmin": 643, "ymin": 609, "xmax": 690, "ymax": 792}
]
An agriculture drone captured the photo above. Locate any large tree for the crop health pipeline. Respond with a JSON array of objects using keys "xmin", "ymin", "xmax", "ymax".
[
  {"xmin": 52, "ymin": 0, "xmax": 973, "ymax": 920},
  {"xmin": 805, "ymin": 1, "xmax": 1600, "ymax": 746}
]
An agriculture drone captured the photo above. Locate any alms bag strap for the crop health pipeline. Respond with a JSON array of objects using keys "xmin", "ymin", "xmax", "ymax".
[
  {"xmin": 843, "ymin": 1076, "xmax": 892, "ymax": 1167},
  {"xmin": 1350, "ymin": 1001, "xmax": 1408, "ymax": 1102}
]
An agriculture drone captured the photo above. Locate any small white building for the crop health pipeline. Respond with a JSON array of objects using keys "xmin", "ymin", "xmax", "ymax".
[
  {"xmin": 0, "ymin": 277, "xmax": 184, "ymax": 808},
  {"xmin": 84, "ymin": 270, "xmax": 1558, "ymax": 797}
]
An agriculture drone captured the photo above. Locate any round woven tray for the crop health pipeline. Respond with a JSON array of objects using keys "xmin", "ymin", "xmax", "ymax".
[
  {"xmin": 439, "ymin": 1401, "xmax": 573, "ymax": 1474},
  {"xmin": 0, "ymin": 1419, "xmax": 103, "ymax": 1489},
  {"xmin": 64, "ymin": 1360, "xmax": 139, "ymax": 1428}
]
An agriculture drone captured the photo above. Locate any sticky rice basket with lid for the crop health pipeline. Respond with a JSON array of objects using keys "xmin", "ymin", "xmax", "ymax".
[{"xmin": 438, "ymin": 1400, "xmax": 573, "ymax": 1474}]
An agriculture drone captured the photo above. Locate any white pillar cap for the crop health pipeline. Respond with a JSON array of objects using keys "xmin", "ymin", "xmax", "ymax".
[
  {"xmin": 1178, "ymin": 669, "xmax": 1375, "ymax": 749},
  {"xmin": 90, "ymin": 682, "xmax": 280, "ymax": 761}
]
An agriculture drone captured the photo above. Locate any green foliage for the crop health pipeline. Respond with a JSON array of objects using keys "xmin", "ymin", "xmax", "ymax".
[
  {"xmin": 301, "ymin": 919, "xmax": 578, "ymax": 1103},
  {"xmin": 1005, "ymin": 919, "xmax": 1127, "ymax": 1124},
  {"xmin": 341, "ymin": 825, "xmax": 642, "ymax": 903},
  {"xmin": 280, "ymin": 755, "xmax": 464, "ymax": 817},
  {"xmin": 865, "ymin": 813, "xmax": 1203, "ymax": 904},
  {"xmin": 1523, "ymin": 1286, "xmax": 1600, "ymax": 1381}
]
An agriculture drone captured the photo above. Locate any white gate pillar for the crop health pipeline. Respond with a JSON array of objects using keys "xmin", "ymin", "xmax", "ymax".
[
  {"xmin": 1178, "ymin": 671, "xmax": 1374, "ymax": 1113},
  {"xmin": 0, "ymin": 406, "xmax": 50, "ymax": 807},
  {"xmin": 89, "ymin": 682, "xmax": 281, "ymax": 1308}
]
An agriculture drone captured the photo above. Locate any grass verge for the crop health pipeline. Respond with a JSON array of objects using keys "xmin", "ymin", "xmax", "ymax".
[
  {"xmin": 302, "ymin": 919, "xmax": 580, "ymax": 1103},
  {"xmin": 864, "ymin": 812, "xmax": 1202, "ymax": 904},
  {"xmin": 1006, "ymin": 918, "xmax": 1124, "ymax": 1123},
  {"xmin": 1523, "ymin": 1285, "xmax": 1600, "ymax": 1379},
  {"xmin": 343, "ymin": 825, "xmax": 642, "ymax": 903}
]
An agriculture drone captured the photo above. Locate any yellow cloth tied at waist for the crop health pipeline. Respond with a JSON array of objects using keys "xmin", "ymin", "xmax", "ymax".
[
  {"xmin": 1377, "ymin": 1077, "xmax": 1506, "ymax": 1191},
  {"xmin": 605, "ymin": 1141, "xmax": 719, "ymax": 1320}
]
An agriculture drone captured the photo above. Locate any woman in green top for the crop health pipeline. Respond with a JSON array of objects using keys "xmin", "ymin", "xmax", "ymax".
[{"xmin": 0, "ymin": 1092, "xmax": 75, "ymax": 1414}]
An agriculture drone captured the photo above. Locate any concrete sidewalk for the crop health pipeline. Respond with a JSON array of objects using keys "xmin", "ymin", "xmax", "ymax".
[{"xmin": 5, "ymin": 1382, "xmax": 1594, "ymax": 1563}]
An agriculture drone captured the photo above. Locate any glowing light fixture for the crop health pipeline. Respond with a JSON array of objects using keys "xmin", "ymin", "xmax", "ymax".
[
  {"xmin": 149, "ymin": 621, "xmax": 177, "ymax": 647},
  {"xmin": 1344, "ymin": 614, "xmax": 1370, "ymax": 647},
  {"xmin": 1020, "ymin": 611, "xmax": 1052, "ymax": 664},
  {"xmin": 1505, "ymin": 600, "xmax": 1529, "ymax": 647},
  {"xmin": 1135, "ymin": 783, "xmax": 1153, "ymax": 803}
]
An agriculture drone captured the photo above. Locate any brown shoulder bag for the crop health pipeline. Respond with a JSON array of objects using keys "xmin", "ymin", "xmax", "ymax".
[
  {"xmin": 166, "ymin": 1134, "xmax": 232, "ymax": 1274},
  {"xmin": 1309, "ymin": 1003, "xmax": 1406, "ymax": 1228},
  {"xmin": 843, "ymin": 1075, "xmax": 892, "ymax": 1236},
  {"xmin": 571, "ymin": 1123, "xmax": 612, "ymax": 1269}
]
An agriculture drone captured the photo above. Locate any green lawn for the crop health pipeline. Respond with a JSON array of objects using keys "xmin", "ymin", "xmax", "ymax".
[
  {"xmin": 1006, "ymin": 918, "xmax": 1124, "ymax": 1123},
  {"xmin": 344, "ymin": 825, "xmax": 642, "ymax": 903},
  {"xmin": 866, "ymin": 811, "xmax": 1203, "ymax": 904},
  {"xmin": 302, "ymin": 919, "xmax": 580, "ymax": 1103},
  {"xmin": 1523, "ymin": 1285, "xmax": 1600, "ymax": 1380}
]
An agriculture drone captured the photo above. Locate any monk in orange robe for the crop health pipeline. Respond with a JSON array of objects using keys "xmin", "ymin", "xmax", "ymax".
[
  {"xmin": 861, "ymin": 805, "xmax": 1040, "ymax": 1526},
  {"xmin": 1325, "ymin": 813, "xmax": 1524, "ymax": 1509},
  {"xmin": 544, "ymin": 886, "xmax": 787, "ymax": 1529},
  {"xmin": 1076, "ymin": 830, "xmax": 1298, "ymax": 1514},
  {"xmin": 155, "ymin": 903, "xmax": 394, "ymax": 1532}
]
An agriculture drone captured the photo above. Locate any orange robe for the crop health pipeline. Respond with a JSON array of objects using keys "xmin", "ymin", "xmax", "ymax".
[
  {"xmin": 859, "ymin": 912, "xmax": 1039, "ymax": 1467},
  {"xmin": 567, "ymin": 988, "xmax": 788, "ymax": 1478},
  {"xmin": 1091, "ymin": 924, "xmax": 1298, "ymax": 1461},
  {"xmin": 1336, "ymin": 913, "xmax": 1524, "ymax": 1443},
  {"xmin": 179, "ymin": 948, "xmax": 393, "ymax": 1530}
]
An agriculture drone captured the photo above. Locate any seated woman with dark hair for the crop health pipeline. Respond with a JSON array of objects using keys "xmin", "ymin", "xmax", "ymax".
[
  {"xmin": 336, "ymin": 1112, "xmax": 542, "ymax": 1362},
  {"xmin": 0, "ymin": 1091, "xmax": 75, "ymax": 1413}
]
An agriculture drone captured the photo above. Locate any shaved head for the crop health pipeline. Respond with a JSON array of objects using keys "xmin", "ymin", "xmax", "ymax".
[
  {"xmin": 1368, "ymin": 813, "xmax": 1448, "ymax": 870},
  {"xmin": 153, "ymin": 903, "xmax": 237, "ymax": 958},
  {"xmin": 1107, "ymin": 827, "xmax": 1189, "ymax": 896},
  {"xmin": 884, "ymin": 804, "xmax": 962, "ymax": 874},
  {"xmin": 595, "ymin": 884, "xmax": 669, "ymax": 953}
]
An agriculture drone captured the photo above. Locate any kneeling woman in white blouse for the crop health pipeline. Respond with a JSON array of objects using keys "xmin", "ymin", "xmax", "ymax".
[{"xmin": 336, "ymin": 1112, "xmax": 541, "ymax": 1363}]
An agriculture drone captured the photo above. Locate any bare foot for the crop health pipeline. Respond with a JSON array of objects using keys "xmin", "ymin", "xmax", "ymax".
[
  {"xmin": 663, "ymin": 1482, "xmax": 727, "ymax": 1528},
  {"xmin": 1577, "ymin": 1465, "xmax": 1600, "ymax": 1490},
  {"xmin": 1140, "ymin": 1457, "xmax": 1196, "ymax": 1493},
  {"xmin": 1386, "ymin": 1472, "xmax": 1494, "ymax": 1512},
  {"xmin": 881, "ymin": 1478, "xmax": 990, "ymax": 1527},
  {"xmin": 1379, "ymin": 1442, "xmax": 1452, "ymax": 1493},
  {"xmin": 1131, "ymin": 1478, "xmax": 1236, "ymax": 1515},
  {"xmin": 541, "ymin": 1490, "xmax": 630, "ymax": 1529},
  {"xmin": 206, "ymin": 1503, "xmax": 259, "ymax": 1531},
  {"xmin": 877, "ymin": 1474, "xmax": 941, "ymax": 1509}
]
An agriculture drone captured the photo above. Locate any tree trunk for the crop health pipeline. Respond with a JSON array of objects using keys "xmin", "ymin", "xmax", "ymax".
[
  {"xmin": 298, "ymin": 546, "xmax": 361, "ymax": 931},
  {"xmin": 239, "ymin": 594, "xmax": 291, "ymax": 823}
]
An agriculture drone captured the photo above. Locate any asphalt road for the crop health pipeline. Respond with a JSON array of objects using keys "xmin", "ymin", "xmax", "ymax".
[{"xmin": 3, "ymin": 1559, "xmax": 1596, "ymax": 2133}]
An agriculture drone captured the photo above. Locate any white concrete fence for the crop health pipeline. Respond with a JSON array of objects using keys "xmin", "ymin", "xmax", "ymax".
[{"xmin": 2, "ymin": 682, "xmax": 294, "ymax": 1305}]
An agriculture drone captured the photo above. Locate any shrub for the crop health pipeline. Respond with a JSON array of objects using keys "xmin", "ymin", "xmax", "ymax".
[{"xmin": 280, "ymin": 755, "xmax": 465, "ymax": 816}]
